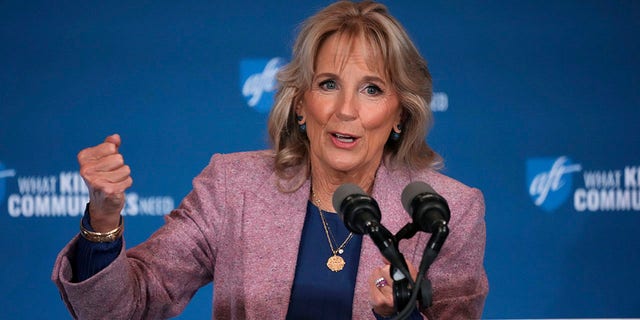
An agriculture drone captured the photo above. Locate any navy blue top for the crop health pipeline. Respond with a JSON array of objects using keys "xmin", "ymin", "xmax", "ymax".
[{"xmin": 286, "ymin": 202, "xmax": 363, "ymax": 319}]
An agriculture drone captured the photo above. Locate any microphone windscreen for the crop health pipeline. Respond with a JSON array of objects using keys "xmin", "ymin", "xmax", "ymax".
[
  {"xmin": 401, "ymin": 181, "xmax": 436, "ymax": 212},
  {"xmin": 332, "ymin": 183, "xmax": 366, "ymax": 212}
]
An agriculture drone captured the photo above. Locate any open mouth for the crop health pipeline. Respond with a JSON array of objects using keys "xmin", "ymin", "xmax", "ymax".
[{"xmin": 332, "ymin": 133, "xmax": 356, "ymax": 143}]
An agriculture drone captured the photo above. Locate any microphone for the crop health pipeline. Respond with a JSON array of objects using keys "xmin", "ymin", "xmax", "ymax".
[
  {"xmin": 401, "ymin": 181, "xmax": 450, "ymax": 252},
  {"xmin": 332, "ymin": 183, "xmax": 409, "ymax": 281},
  {"xmin": 332, "ymin": 183, "xmax": 381, "ymax": 235},
  {"xmin": 401, "ymin": 181, "xmax": 450, "ymax": 232}
]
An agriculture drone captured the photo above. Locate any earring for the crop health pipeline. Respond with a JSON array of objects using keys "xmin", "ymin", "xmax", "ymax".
[
  {"xmin": 390, "ymin": 123, "xmax": 402, "ymax": 141},
  {"xmin": 297, "ymin": 115, "xmax": 306, "ymax": 133}
]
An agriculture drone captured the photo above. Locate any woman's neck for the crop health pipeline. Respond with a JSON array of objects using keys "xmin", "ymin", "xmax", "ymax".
[{"xmin": 309, "ymin": 164, "xmax": 379, "ymax": 213}]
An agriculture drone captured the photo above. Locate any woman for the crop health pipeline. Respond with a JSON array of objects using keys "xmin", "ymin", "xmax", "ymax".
[{"xmin": 52, "ymin": 1, "xmax": 488, "ymax": 319}]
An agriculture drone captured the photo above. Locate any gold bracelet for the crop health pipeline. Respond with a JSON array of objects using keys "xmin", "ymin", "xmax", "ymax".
[{"xmin": 79, "ymin": 217, "xmax": 124, "ymax": 243}]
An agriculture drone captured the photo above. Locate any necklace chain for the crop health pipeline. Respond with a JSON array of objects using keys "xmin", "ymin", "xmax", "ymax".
[{"xmin": 312, "ymin": 189, "xmax": 354, "ymax": 271}]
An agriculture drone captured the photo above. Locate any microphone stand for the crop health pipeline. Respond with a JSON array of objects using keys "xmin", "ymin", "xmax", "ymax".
[
  {"xmin": 365, "ymin": 221, "xmax": 414, "ymax": 287},
  {"xmin": 390, "ymin": 221, "xmax": 449, "ymax": 320}
]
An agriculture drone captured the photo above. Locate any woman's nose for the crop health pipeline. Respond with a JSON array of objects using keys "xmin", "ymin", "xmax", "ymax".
[{"xmin": 335, "ymin": 92, "xmax": 357, "ymax": 121}]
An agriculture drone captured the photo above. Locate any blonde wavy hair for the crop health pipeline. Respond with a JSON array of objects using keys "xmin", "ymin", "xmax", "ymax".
[{"xmin": 267, "ymin": 0, "xmax": 442, "ymax": 191}]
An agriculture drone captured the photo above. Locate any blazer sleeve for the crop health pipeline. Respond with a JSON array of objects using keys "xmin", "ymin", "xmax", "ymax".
[
  {"xmin": 423, "ymin": 187, "xmax": 489, "ymax": 319},
  {"xmin": 51, "ymin": 155, "xmax": 228, "ymax": 319}
]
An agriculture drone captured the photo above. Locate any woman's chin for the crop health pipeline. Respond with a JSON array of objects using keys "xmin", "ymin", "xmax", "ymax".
[{"xmin": 325, "ymin": 158, "xmax": 374, "ymax": 175}]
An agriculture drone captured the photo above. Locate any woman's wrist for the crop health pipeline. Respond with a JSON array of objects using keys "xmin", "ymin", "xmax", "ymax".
[
  {"xmin": 80, "ymin": 216, "xmax": 123, "ymax": 242},
  {"xmin": 80, "ymin": 203, "xmax": 124, "ymax": 242}
]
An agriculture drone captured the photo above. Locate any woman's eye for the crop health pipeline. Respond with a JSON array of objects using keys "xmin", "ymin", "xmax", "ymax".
[
  {"xmin": 364, "ymin": 85, "xmax": 382, "ymax": 95},
  {"xmin": 319, "ymin": 80, "xmax": 337, "ymax": 90}
]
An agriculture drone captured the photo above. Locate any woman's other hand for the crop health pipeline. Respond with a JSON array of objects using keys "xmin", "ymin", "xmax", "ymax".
[
  {"xmin": 368, "ymin": 259, "xmax": 419, "ymax": 317},
  {"xmin": 77, "ymin": 134, "xmax": 132, "ymax": 232}
]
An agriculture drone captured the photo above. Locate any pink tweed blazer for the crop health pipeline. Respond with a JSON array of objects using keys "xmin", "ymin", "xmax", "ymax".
[{"xmin": 52, "ymin": 150, "xmax": 488, "ymax": 319}]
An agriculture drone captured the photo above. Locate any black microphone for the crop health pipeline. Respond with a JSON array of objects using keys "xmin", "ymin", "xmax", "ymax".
[
  {"xmin": 332, "ymin": 183, "xmax": 381, "ymax": 235},
  {"xmin": 401, "ymin": 181, "xmax": 450, "ymax": 232},
  {"xmin": 332, "ymin": 183, "xmax": 410, "ymax": 281},
  {"xmin": 401, "ymin": 181, "xmax": 450, "ymax": 251}
]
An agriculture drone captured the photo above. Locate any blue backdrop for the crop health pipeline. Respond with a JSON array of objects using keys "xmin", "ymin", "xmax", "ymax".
[{"xmin": 1, "ymin": 1, "xmax": 639, "ymax": 318}]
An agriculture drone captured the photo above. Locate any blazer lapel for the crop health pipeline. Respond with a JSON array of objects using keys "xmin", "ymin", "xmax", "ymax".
[{"xmin": 240, "ymin": 174, "xmax": 310, "ymax": 319}]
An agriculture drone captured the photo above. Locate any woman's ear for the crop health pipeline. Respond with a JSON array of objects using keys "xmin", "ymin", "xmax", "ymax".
[
  {"xmin": 393, "ymin": 122, "xmax": 402, "ymax": 134},
  {"xmin": 295, "ymin": 101, "xmax": 305, "ymax": 123},
  {"xmin": 394, "ymin": 109, "xmax": 404, "ymax": 132},
  {"xmin": 295, "ymin": 101, "xmax": 307, "ymax": 133}
]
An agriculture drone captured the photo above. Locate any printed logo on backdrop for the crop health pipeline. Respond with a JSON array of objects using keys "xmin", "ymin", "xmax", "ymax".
[
  {"xmin": 1, "ymin": 161, "xmax": 175, "ymax": 218},
  {"xmin": 240, "ymin": 57, "xmax": 286, "ymax": 113},
  {"xmin": 527, "ymin": 156, "xmax": 640, "ymax": 212},
  {"xmin": 527, "ymin": 157, "xmax": 582, "ymax": 212},
  {"xmin": 0, "ymin": 162, "xmax": 17, "ymax": 207}
]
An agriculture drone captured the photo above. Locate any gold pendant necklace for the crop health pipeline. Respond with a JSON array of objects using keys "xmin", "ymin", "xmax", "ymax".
[{"xmin": 313, "ymin": 190, "xmax": 354, "ymax": 272}]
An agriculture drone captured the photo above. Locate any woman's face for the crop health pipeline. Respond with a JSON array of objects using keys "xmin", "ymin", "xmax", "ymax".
[{"xmin": 298, "ymin": 34, "xmax": 402, "ymax": 176}]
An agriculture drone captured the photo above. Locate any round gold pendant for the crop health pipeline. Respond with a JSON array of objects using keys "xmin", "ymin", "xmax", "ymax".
[{"xmin": 326, "ymin": 255, "xmax": 345, "ymax": 272}]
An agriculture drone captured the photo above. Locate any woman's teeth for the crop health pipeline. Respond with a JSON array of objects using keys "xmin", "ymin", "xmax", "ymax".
[{"xmin": 334, "ymin": 133, "xmax": 355, "ymax": 143}]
